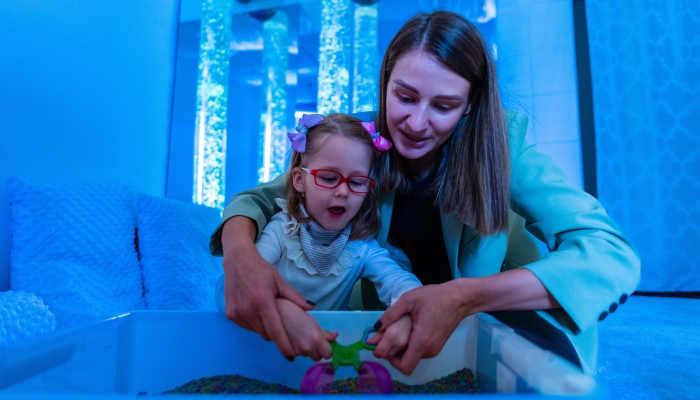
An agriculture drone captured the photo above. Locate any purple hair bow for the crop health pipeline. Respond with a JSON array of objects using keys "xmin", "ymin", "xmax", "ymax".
[
  {"xmin": 288, "ymin": 114, "xmax": 324, "ymax": 153},
  {"xmin": 361, "ymin": 121, "xmax": 392, "ymax": 151}
]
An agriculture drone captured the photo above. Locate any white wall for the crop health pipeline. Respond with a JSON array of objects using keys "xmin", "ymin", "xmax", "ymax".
[
  {"xmin": 0, "ymin": 0, "xmax": 180, "ymax": 291},
  {"xmin": 497, "ymin": 0, "xmax": 583, "ymax": 190}
]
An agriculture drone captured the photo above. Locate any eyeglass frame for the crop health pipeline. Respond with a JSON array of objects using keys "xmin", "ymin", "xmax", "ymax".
[{"xmin": 299, "ymin": 167, "xmax": 376, "ymax": 194}]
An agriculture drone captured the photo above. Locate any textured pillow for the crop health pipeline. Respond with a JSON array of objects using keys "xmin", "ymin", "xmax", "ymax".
[
  {"xmin": 137, "ymin": 194, "xmax": 222, "ymax": 310},
  {"xmin": 8, "ymin": 177, "xmax": 145, "ymax": 328},
  {"xmin": 0, "ymin": 290, "xmax": 56, "ymax": 346}
]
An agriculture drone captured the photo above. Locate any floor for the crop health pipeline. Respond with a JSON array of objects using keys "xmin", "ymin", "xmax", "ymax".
[{"xmin": 595, "ymin": 295, "xmax": 700, "ymax": 400}]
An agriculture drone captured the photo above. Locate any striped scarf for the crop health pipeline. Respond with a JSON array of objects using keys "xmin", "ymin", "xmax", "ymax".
[{"xmin": 299, "ymin": 205, "xmax": 351, "ymax": 276}]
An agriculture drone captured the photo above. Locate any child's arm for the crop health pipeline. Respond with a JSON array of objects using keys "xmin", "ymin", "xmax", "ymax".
[
  {"xmin": 275, "ymin": 298, "xmax": 338, "ymax": 361},
  {"xmin": 365, "ymin": 314, "xmax": 412, "ymax": 361},
  {"xmin": 360, "ymin": 240, "xmax": 422, "ymax": 306},
  {"xmin": 359, "ymin": 240, "xmax": 421, "ymax": 363}
]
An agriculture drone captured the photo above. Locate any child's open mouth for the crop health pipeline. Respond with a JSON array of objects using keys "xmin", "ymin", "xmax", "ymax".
[{"xmin": 328, "ymin": 206, "xmax": 346, "ymax": 217}]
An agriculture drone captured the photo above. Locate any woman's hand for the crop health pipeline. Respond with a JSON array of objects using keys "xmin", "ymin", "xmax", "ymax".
[
  {"xmin": 276, "ymin": 298, "xmax": 338, "ymax": 361},
  {"xmin": 222, "ymin": 217, "xmax": 314, "ymax": 359},
  {"xmin": 372, "ymin": 269, "xmax": 560, "ymax": 375},
  {"xmin": 371, "ymin": 280, "xmax": 474, "ymax": 375}
]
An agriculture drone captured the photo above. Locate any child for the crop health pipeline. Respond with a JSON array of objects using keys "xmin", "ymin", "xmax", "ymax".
[{"xmin": 216, "ymin": 113, "xmax": 421, "ymax": 362}]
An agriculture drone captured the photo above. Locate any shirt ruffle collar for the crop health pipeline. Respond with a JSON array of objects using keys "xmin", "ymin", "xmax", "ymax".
[{"xmin": 274, "ymin": 198, "xmax": 362, "ymax": 276}]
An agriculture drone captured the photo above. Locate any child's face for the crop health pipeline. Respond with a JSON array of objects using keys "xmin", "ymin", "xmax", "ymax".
[{"xmin": 292, "ymin": 135, "xmax": 374, "ymax": 232}]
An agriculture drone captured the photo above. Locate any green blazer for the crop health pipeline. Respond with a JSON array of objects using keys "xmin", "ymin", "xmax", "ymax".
[{"xmin": 210, "ymin": 112, "xmax": 641, "ymax": 374}]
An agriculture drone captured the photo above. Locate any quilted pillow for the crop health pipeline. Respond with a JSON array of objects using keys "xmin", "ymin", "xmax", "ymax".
[
  {"xmin": 8, "ymin": 177, "xmax": 145, "ymax": 328},
  {"xmin": 0, "ymin": 290, "xmax": 56, "ymax": 346},
  {"xmin": 137, "ymin": 194, "xmax": 222, "ymax": 310}
]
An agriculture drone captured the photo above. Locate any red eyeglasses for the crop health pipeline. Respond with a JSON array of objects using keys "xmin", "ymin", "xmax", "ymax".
[{"xmin": 300, "ymin": 168, "xmax": 376, "ymax": 194}]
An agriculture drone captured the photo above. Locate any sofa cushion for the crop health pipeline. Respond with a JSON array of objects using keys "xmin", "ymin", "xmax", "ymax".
[
  {"xmin": 137, "ymin": 194, "xmax": 222, "ymax": 310},
  {"xmin": 8, "ymin": 176, "xmax": 145, "ymax": 328},
  {"xmin": 0, "ymin": 290, "xmax": 56, "ymax": 346}
]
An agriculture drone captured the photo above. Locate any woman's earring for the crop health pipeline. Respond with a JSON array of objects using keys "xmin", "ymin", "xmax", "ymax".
[
  {"xmin": 463, "ymin": 104, "xmax": 473, "ymax": 116},
  {"xmin": 301, "ymin": 193, "xmax": 305, "ymax": 198}
]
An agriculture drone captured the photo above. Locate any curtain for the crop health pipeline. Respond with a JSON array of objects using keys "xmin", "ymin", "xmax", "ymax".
[{"xmin": 586, "ymin": 0, "xmax": 700, "ymax": 291}]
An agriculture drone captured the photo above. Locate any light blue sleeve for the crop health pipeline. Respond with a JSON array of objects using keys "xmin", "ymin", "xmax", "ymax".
[
  {"xmin": 359, "ymin": 239, "xmax": 422, "ymax": 306},
  {"xmin": 383, "ymin": 241, "xmax": 413, "ymax": 272},
  {"xmin": 254, "ymin": 214, "xmax": 287, "ymax": 267},
  {"xmin": 507, "ymin": 113, "xmax": 641, "ymax": 334}
]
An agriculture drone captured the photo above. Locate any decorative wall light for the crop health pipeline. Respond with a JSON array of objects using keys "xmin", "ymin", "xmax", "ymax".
[
  {"xmin": 318, "ymin": 0, "xmax": 351, "ymax": 114},
  {"xmin": 193, "ymin": 0, "xmax": 233, "ymax": 209},
  {"xmin": 257, "ymin": 9, "xmax": 289, "ymax": 183},
  {"xmin": 352, "ymin": 0, "xmax": 379, "ymax": 113}
]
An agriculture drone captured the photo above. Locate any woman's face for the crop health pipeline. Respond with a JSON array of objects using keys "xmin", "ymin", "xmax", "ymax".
[{"xmin": 386, "ymin": 49, "xmax": 472, "ymax": 177}]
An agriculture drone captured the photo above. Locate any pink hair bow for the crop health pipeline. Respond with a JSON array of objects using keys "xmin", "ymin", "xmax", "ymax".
[
  {"xmin": 361, "ymin": 121, "xmax": 392, "ymax": 151},
  {"xmin": 288, "ymin": 114, "xmax": 324, "ymax": 153}
]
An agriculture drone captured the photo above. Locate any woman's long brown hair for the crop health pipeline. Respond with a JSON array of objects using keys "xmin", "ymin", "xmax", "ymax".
[{"xmin": 375, "ymin": 10, "xmax": 510, "ymax": 236}]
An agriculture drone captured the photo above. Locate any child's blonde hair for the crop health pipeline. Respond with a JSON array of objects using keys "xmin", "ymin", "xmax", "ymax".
[{"xmin": 286, "ymin": 114, "xmax": 381, "ymax": 240}]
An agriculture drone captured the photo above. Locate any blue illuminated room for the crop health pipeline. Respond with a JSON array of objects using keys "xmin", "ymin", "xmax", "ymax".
[{"xmin": 0, "ymin": 0, "xmax": 698, "ymax": 399}]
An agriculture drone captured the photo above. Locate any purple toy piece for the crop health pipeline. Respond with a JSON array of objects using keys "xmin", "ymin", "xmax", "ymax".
[
  {"xmin": 300, "ymin": 362, "xmax": 335, "ymax": 394},
  {"xmin": 300, "ymin": 327, "xmax": 394, "ymax": 393},
  {"xmin": 358, "ymin": 361, "xmax": 394, "ymax": 394}
]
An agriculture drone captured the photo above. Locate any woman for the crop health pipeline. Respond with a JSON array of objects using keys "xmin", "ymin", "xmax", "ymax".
[{"xmin": 210, "ymin": 11, "xmax": 640, "ymax": 375}]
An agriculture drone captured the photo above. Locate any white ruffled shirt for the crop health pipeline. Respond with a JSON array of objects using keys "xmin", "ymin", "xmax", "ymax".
[{"xmin": 254, "ymin": 201, "xmax": 422, "ymax": 311}]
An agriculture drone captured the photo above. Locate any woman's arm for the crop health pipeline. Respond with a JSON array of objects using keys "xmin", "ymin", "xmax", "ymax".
[
  {"xmin": 373, "ymin": 268, "xmax": 555, "ymax": 375},
  {"xmin": 506, "ymin": 113, "xmax": 640, "ymax": 334},
  {"xmin": 210, "ymin": 174, "xmax": 288, "ymax": 255},
  {"xmin": 221, "ymin": 217, "xmax": 312, "ymax": 359},
  {"xmin": 376, "ymin": 113, "xmax": 639, "ymax": 374},
  {"xmin": 214, "ymin": 174, "xmax": 314, "ymax": 358}
]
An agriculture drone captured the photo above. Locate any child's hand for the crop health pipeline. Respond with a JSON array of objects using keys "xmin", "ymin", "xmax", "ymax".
[
  {"xmin": 366, "ymin": 314, "xmax": 412, "ymax": 361},
  {"xmin": 276, "ymin": 298, "xmax": 338, "ymax": 361}
]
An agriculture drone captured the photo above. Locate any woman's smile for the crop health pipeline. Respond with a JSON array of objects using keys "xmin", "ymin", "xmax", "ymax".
[{"xmin": 399, "ymin": 128, "xmax": 430, "ymax": 145}]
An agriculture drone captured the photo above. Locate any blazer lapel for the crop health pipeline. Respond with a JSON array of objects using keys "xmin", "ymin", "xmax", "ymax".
[
  {"xmin": 440, "ymin": 210, "xmax": 479, "ymax": 279},
  {"xmin": 440, "ymin": 211, "xmax": 465, "ymax": 279}
]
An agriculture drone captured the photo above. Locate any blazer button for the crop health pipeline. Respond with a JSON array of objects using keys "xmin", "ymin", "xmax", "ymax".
[
  {"xmin": 619, "ymin": 294, "xmax": 628, "ymax": 304},
  {"xmin": 598, "ymin": 311, "xmax": 608, "ymax": 321},
  {"xmin": 609, "ymin": 303, "xmax": 618, "ymax": 313}
]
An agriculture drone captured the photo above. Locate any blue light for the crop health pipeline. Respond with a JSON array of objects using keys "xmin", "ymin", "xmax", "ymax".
[
  {"xmin": 318, "ymin": 0, "xmax": 351, "ymax": 114},
  {"xmin": 193, "ymin": 0, "xmax": 233, "ymax": 209},
  {"xmin": 353, "ymin": 2, "xmax": 378, "ymax": 113},
  {"xmin": 258, "ymin": 10, "xmax": 290, "ymax": 183}
]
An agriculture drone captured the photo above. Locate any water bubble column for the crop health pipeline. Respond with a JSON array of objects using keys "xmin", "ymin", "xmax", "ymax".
[
  {"xmin": 318, "ymin": 0, "xmax": 352, "ymax": 114},
  {"xmin": 193, "ymin": 0, "xmax": 233, "ymax": 209},
  {"xmin": 258, "ymin": 11, "xmax": 289, "ymax": 183},
  {"xmin": 352, "ymin": 0, "xmax": 378, "ymax": 113}
]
